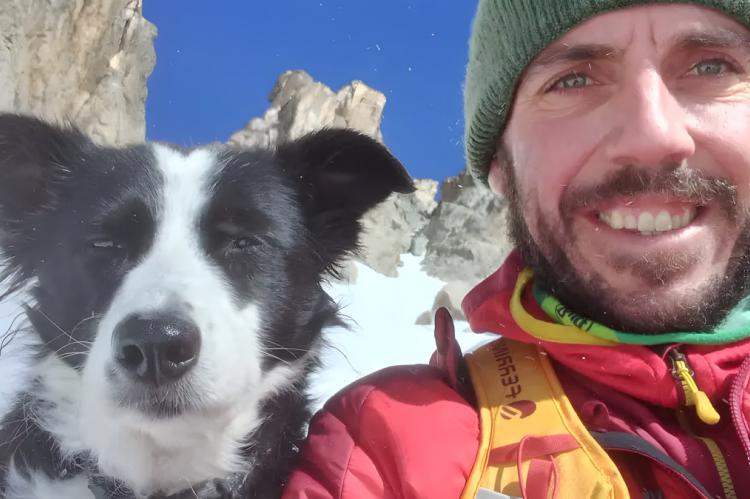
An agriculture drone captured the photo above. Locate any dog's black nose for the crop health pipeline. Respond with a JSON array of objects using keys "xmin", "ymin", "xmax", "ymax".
[{"xmin": 112, "ymin": 313, "xmax": 201, "ymax": 385}]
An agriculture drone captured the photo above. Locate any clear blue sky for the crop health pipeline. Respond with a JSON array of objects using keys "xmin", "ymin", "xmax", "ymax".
[{"xmin": 143, "ymin": 1, "xmax": 478, "ymax": 182}]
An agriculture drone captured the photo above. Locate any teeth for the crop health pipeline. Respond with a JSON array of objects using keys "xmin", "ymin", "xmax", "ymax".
[
  {"xmin": 609, "ymin": 211, "xmax": 624, "ymax": 229},
  {"xmin": 682, "ymin": 212, "xmax": 692, "ymax": 227},
  {"xmin": 637, "ymin": 212, "xmax": 655, "ymax": 232},
  {"xmin": 598, "ymin": 207, "xmax": 696, "ymax": 234},
  {"xmin": 654, "ymin": 211, "xmax": 672, "ymax": 232}
]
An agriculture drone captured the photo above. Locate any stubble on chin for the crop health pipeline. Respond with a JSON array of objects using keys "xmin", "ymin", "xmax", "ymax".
[{"xmin": 499, "ymin": 151, "xmax": 750, "ymax": 334}]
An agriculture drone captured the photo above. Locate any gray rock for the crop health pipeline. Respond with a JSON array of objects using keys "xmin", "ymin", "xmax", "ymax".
[
  {"xmin": 431, "ymin": 281, "xmax": 472, "ymax": 322},
  {"xmin": 0, "ymin": 0, "xmax": 156, "ymax": 145},
  {"xmin": 422, "ymin": 170, "xmax": 512, "ymax": 283},
  {"xmin": 418, "ymin": 170, "xmax": 513, "ymax": 322},
  {"xmin": 414, "ymin": 310, "xmax": 432, "ymax": 326},
  {"xmin": 228, "ymin": 70, "xmax": 385, "ymax": 149},
  {"xmin": 358, "ymin": 179, "xmax": 438, "ymax": 277}
]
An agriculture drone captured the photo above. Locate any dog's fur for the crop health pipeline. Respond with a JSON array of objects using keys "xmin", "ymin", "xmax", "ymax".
[{"xmin": 0, "ymin": 114, "xmax": 413, "ymax": 498}]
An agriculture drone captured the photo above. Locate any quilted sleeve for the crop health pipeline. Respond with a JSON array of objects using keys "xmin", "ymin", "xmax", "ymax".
[{"xmin": 282, "ymin": 365, "xmax": 479, "ymax": 499}]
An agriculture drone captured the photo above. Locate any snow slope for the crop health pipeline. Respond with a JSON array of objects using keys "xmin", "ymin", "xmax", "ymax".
[
  {"xmin": 309, "ymin": 254, "xmax": 493, "ymax": 409},
  {"xmin": 0, "ymin": 254, "xmax": 493, "ymax": 416}
]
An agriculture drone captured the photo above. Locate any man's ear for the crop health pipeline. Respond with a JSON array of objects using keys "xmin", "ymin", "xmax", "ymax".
[
  {"xmin": 488, "ymin": 152, "xmax": 509, "ymax": 196},
  {"xmin": 0, "ymin": 113, "xmax": 87, "ymax": 239},
  {"xmin": 277, "ymin": 128, "xmax": 414, "ymax": 269}
]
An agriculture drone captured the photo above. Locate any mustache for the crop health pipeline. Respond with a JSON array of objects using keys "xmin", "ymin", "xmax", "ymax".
[{"xmin": 561, "ymin": 163, "xmax": 737, "ymax": 215}]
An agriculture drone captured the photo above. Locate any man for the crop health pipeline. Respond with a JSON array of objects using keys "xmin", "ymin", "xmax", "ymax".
[{"xmin": 283, "ymin": 2, "xmax": 750, "ymax": 497}]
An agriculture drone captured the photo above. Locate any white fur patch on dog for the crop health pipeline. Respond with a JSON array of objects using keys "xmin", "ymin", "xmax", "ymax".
[
  {"xmin": 5, "ymin": 465, "xmax": 93, "ymax": 499},
  {"xmin": 0, "ymin": 280, "xmax": 37, "ymax": 418}
]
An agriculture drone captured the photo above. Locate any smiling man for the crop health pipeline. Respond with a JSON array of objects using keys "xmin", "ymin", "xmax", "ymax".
[
  {"xmin": 495, "ymin": 4, "xmax": 750, "ymax": 337},
  {"xmin": 284, "ymin": 2, "xmax": 750, "ymax": 498}
]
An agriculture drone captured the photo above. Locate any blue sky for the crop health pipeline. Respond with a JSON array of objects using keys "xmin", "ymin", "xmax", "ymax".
[{"xmin": 143, "ymin": 1, "xmax": 478, "ymax": 182}]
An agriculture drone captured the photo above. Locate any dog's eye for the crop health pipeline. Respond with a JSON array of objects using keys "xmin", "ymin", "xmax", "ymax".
[
  {"xmin": 231, "ymin": 236, "xmax": 263, "ymax": 251},
  {"xmin": 91, "ymin": 239, "xmax": 125, "ymax": 250}
]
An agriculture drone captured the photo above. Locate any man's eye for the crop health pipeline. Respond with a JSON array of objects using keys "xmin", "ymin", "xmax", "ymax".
[
  {"xmin": 548, "ymin": 72, "xmax": 593, "ymax": 92},
  {"xmin": 687, "ymin": 59, "xmax": 734, "ymax": 77}
]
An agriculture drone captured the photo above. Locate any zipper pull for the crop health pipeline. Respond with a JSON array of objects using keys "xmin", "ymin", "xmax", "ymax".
[{"xmin": 670, "ymin": 349, "xmax": 720, "ymax": 425}]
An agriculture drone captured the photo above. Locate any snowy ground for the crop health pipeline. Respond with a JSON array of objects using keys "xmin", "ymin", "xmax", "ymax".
[
  {"xmin": 309, "ymin": 254, "xmax": 493, "ymax": 408},
  {"xmin": 0, "ymin": 254, "xmax": 493, "ymax": 416}
]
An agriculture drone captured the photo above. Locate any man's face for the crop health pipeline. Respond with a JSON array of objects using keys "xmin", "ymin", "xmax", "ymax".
[{"xmin": 492, "ymin": 4, "xmax": 750, "ymax": 333}]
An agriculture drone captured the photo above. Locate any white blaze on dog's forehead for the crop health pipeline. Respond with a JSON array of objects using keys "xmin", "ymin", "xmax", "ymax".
[
  {"xmin": 153, "ymin": 144, "xmax": 217, "ymax": 233},
  {"xmin": 107, "ymin": 144, "xmax": 224, "ymax": 314},
  {"xmin": 152, "ymin": 144, "xmax": 217, "ymax": 262}
]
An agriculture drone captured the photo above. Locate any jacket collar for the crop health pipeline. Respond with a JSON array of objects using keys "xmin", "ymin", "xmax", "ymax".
[{"xmin": 461, "ymin": 250, "xmax": 750, "ymax": 408}]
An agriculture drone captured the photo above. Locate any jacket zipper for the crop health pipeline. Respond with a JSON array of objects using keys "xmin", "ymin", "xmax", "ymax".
[
  {"xmin": 676, "ymin": 409, "xmax": 738, "ymax": 499},
  {"xmin": 669, "ymin": 348, "xmax": 720, "ymax": 425},
  {"xmin": 670, "ymin": 348, "xmax": 737, "ymax": 498},
  {"xmin": 729, "ymin": 355, "xmax": 750, "ymax": 466}
]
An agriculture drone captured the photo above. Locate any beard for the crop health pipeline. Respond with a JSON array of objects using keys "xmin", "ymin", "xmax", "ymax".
[{"xmin": 500, "ymin": 150, "xmax": 750, "ymax": 334}]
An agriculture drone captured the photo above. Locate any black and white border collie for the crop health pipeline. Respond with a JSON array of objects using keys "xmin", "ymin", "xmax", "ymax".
[{"xmin": 0, "ymin": 114, "xmax": 413, "ymax": 498}]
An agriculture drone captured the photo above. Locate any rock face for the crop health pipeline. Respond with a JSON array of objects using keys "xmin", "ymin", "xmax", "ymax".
[
  {"xmin": 0, "ymin": 0, "xmax": 156, "ymax": 145},
  {"xmin": 422, "ymin": 170, "xmax": 511, "ymax": 283},
  {"xmin": 358, "ymin": 179, "xmax": 438, "ymax": 277},
  {"xmin": 229, "ymin": 70, "xmax": 385, "ymax": 149},
  {"xmin": 419, "ymin": 170, "xmax": 514, "ymax": 320}
]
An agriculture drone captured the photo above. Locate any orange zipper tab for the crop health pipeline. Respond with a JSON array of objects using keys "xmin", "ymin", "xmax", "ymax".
[{"xmin": 670, "ymin": 349, "xmax": 720, "ymax": 425}]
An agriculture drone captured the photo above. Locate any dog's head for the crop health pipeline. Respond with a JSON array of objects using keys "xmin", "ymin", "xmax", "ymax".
[{"xmin": 0, "ymin": 114, "xmax": 412, "ymax": 488}]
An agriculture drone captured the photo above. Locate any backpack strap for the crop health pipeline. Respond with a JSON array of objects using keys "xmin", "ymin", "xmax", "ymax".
[
  {"xmin": 592, "ymin": 431, "xmax": 712, "ymax": 498},
  {"xmin": 460, "ymin": 338, "xmax": 629, "ymax": 499}
]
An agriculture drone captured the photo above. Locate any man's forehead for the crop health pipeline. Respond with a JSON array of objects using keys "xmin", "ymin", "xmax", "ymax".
[{"xmin": 526, "ymin": 4, "xmax": 750, "ymax": 74}]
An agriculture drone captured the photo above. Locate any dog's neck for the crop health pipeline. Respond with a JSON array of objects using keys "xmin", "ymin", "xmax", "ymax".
[{"xmin": 7, "ymin": 356, "xmax": 308, "ymax": 498}]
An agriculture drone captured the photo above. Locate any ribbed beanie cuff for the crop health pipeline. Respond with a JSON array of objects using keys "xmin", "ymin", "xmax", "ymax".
[{"xmin": 464, "ymin": 1, "xmax": 750, "ymax": 185}]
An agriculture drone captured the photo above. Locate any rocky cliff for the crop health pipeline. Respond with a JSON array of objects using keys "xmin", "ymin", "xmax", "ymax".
[
  {"xmin": 0, "ymin": 0, "xmax": 156, "ymax": 145},
  {"xmin": 229, "ymin": 70, "xmax": 385, "ymax": 149}
]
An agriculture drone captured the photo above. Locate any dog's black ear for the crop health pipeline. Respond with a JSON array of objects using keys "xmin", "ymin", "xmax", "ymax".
[
  {"xmin": 277, "ymin": 128, "xmax": 415, "ymax": 269},
  {"xmin": 0, "ymin": 114, "xmax": 87, "ymax": 234},
  {"xmin": 278, "ymin": 128, "xmax": 414, "ymax": 214}
]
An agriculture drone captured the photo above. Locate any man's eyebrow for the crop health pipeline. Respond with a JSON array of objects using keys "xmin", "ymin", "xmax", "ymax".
[
  {"xmin": 526, "ymin": 27, "xmax": 750, "ymax": 76},
  {"xmin": 670, "ymin": 26, "xmax": 750, "ymax": 51},
  {"xmin": 526, "ymin": 44, "xmax": 622, "ymax": 75}
]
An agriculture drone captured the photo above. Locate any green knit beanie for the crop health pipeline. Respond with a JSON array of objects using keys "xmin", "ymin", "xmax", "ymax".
[{"xmin": 464, "ymin": 1, "xmax": 750, "ymax": 184}]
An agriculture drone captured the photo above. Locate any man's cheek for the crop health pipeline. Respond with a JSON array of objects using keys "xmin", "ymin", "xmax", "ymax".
[{"xmin": 525, "ymin": 201, "xmax": 559, "ymax": 246}]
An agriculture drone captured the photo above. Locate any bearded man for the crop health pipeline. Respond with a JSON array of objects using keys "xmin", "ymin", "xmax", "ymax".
[{"xmin": 283, "ymin": 2, "xmax": 750, "ymax": 497}]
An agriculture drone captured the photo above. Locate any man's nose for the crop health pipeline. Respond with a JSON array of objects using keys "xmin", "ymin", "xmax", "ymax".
[{"xmin": 604, "ymin": 69, "xmax": 695, "ymax": 167}]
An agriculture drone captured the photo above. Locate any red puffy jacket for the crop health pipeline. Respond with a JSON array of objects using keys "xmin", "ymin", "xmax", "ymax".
[{"xmin": 283, "ymin": 252, "xmax": 750, "ymax": 498}]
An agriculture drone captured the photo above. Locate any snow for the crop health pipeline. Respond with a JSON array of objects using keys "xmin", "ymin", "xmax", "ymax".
[
  {"xmin": 309, "ymin": 254, "xmax": 493, "ymax": 408},
  {"xmin": 0, "ymin": 254, "xmax": 493, "ymax": 416}
]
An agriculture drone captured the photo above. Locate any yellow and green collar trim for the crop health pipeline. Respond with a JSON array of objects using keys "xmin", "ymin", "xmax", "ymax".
[{"xmin": 511, "ymin": 268, "xmax": 750, "ymax": 346}]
